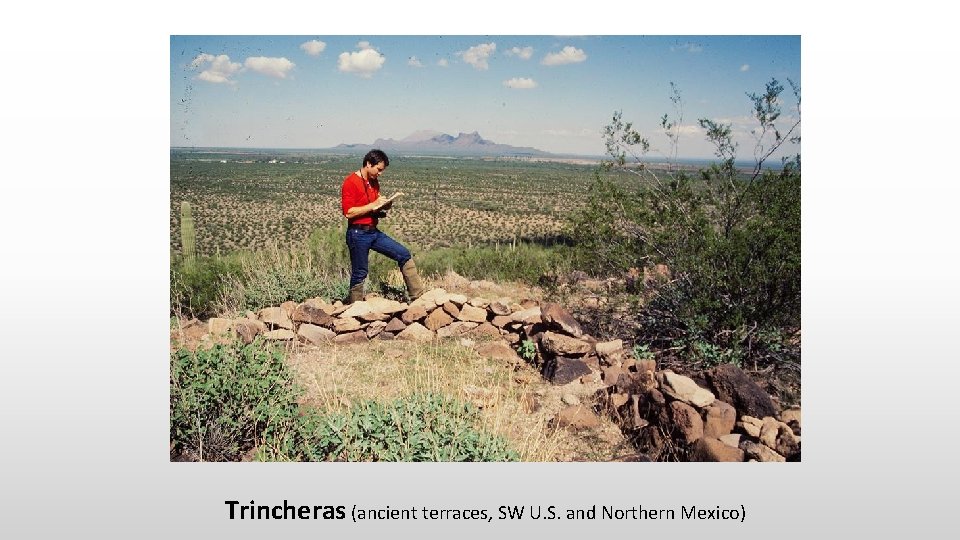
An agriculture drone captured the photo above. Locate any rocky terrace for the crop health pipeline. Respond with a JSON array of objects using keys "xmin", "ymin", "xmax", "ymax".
[{"xmin": 171, "ymin": 286, "xmax": 801, "ymax": 462}]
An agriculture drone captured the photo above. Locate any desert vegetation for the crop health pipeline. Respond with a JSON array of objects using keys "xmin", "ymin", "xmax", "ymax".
[{"xmin": 170, "ymin": 78, "xmax": 800, "ymax": 461}]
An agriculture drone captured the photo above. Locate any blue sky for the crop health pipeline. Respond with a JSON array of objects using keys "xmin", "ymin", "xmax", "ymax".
[{"xmin": 171, "ymin": 35, "xmax": 800, "ymax": 159}]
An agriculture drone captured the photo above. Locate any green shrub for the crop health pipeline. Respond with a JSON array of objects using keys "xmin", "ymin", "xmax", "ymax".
[
  {"xmin": 170, "ymin": 253, "xmax": 244, "ymax": 318},
  {"xmin": 264, "ymin": 393, "xmax": 518, "ymax": 462},
  {"xmin": 170, "ymin": 341, "xmax": 301, "ymax": 461},
  {"xmin": 570, "ymin": 79, "xmax": 800, "ymax": 369}
]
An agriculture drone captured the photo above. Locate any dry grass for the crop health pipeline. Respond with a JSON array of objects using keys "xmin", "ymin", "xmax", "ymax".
[{"xmin": 285, "ymin": 339, "xmax": 628, "ymax": 462}]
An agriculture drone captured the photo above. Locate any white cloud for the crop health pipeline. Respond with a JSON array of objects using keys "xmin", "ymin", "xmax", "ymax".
[
  {"xmin": 671, "ymin": 42, "xmax": 703, "ymax": 53},
  {"xmin": 437, "ymin": 58, "xmax": 449, "ymax": 67},
  {"xmin": 505, "ymin": 46, "xmax": 534, "ymax": 60},
  {"xmin": 503, "ymin": 77, "xmax": 537, "ymax": 89},
  {"xmin": 408, "ymin": 56, "xmax": 424, "ymax": 68},
  {"xmin": 740, "ymin": 64, "xmax": 750, "ymax": 72},
  {"xmin": 300, "ymin": 40, "xmax": 327, "ymax": 56},
  {"xmin": 338, "ymin": 45, "xmax": 386, "ymax": 77},
  {"xmin": 244, "ymin": 56, "xmax": 295, "ymax": 79},
  {"xmin": 190, "ymin": 53, "xmax": 242, "ymax": 84},
  {"xmin": 541, "ymin": 46, "xmax": 587, "ymax": 66},
  {"xmin": 458, "ymin": 42, "xmax": 496, "ymax": 70},
  {"xmin": 676, "ymin": 124, "xmax": 703, "ymax": 136}
]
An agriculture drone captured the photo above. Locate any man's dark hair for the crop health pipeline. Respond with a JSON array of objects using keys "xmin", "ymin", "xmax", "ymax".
[{"xmin": 363, "ymin": 149, "xmax": 389, "ymax": 168}]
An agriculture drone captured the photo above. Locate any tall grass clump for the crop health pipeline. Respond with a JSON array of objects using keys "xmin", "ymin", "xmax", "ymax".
[{"xmin": 418, "ymin": 241, "xmax": 573, "ymax": 284}]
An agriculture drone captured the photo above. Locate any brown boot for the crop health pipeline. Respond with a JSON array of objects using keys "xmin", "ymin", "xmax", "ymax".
[
  {"xmin": 346, "ymin": 282, "xmax": 364, "ymax": 304},
  {"xmin": 400, "ymin": 260, "xmax": 425, "ymax": 300}
]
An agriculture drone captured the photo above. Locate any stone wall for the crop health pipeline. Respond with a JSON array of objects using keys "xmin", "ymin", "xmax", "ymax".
[{"xmin": 172, "ymin": 287, "xmax": 800, "ymax": 462}]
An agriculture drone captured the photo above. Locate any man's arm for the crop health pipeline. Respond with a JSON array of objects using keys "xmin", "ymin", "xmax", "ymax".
[{"xmin": 344, "ymin": 198, "xmax": 383, "ymax": 219}]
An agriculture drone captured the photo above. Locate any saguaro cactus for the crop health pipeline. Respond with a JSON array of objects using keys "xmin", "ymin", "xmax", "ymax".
[{"xmin": 180, "ymin": 201, "xmax": 196, "ymax": 264}]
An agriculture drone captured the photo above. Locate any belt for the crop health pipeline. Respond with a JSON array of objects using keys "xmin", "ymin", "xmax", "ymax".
[{"xmin": 348, "ymin": 223, "xmax": 377, "ymax": 231}]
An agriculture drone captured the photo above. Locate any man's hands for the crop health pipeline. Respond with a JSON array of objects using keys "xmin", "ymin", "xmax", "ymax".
[{"xmin": 373, "ymin": 192, "xmax": 404, "ymax": 211}]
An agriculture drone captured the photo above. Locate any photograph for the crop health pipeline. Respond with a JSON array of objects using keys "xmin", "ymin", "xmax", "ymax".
[{"xmin": 169, "ymin": 35, "xmax": 801, "ymax": 463}]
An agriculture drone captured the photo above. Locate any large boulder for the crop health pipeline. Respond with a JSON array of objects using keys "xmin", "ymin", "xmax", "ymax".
[
  {"xmin": 543, "ymin": 356, "xmax": 592, "ymax": 385},
  {"xmin": 540, "ymin": 303, "xmax": 584, "ymax": 337},
  {"xmin": 706, "ymin": 364, "xmax": 777, "ymax": 419}
]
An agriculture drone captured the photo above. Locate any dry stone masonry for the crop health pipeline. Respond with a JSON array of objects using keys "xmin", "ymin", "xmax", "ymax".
[{"xmin": 173, "ymin": 287, "xmax": 800, "ymax": 462}]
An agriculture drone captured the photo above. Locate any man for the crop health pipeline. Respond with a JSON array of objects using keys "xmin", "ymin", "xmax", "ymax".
[{"xmin": 341, "ymin": 149, "xmax": 424, "ymax": 303}]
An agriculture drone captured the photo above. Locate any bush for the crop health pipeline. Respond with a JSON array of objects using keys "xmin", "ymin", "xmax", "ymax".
[
  {"xmin": 570, "ymin": 79, "xmax": 800, "ymax": 368},
  {"xmin": 170, "ymin": 253, "xmax": 244, "ymax": 318},
  {"xmin": 265, "ymin": 393, "xmax": 519, "ymax": 462},
  {"xmin": 170, "ymin": 341, "xmax": 301, "ymax": 461}
]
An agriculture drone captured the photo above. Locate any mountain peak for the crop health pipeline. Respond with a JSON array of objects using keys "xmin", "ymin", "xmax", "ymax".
[{"xmin": 335, "ymin": 130, "xmax": 552, "ymax": 157}]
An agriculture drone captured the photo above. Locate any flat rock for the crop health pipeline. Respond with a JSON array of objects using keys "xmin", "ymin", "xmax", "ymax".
[
  {"xmin": 333, "ymin": 317, "xmax": 362, "ymax": 333},
  {"xmin": 447, "ymin": 293, "xmax": 468, "ymax": 306},
  {"xmin": 457, "ymin": 304, "xmax": 488, "ymax": 323},
  {"xmin": 410, "ymin": 288, "xmax": 448, "ymax": 309},
  {"xmin": 397, "ymin": 322, "xmax": 436, "ymax": 342},
  {"xmin": 364, "ymin": 296, "xmax": 408, "ymax": 315},
  {"xmin": 297, "ymin": 324, "xmax": 335, "ymax": 345},
  {"xmin": 490, "ymin": 315, "xmax": 512, "ymax": 328},
  {"xmin": 540, "ymin": 303, "xmax": 584, "ymax": 337},
  {"xmin": 259, "ymin": 307, "xmax": 293, "ymax": 329},
  {"xmin": 339, "ymin": 301, "xmax": 376, "ymax": 320},
  {"xmin": 554, "ymin": 405, "xmax": 601, "ymax": 430},
  {"xmin": 263, "ymin": 329, "xmax": 295, "ymax": 341},
  {"xmin": 401, "ymin": 304, "xmax": 428, "ymax": 324},
  {"xmin": 334, "ymin": 330, "xmax": 369, "ymax": 345},
  {"xmin": 540, "ymin": 331, "xmax": 592, "ymax": 356},
  {"xmin": 659, "ymin": 370, "xmax": 716, "ymax": 408},
  {"xmin": 437, "ymin": 321, "xmax": 478, "ymax": 338},
  {"xmin": 594, "ymin": 339, "xmax": 623, "ymax": 358},
  {"xmin": 690, "ymin": 437, "xmax": 745, "ymax": 462},
  {"xmin": 468, "ymin": 297, "xmax": 490, "ymax": 308},
  {"xmin": 465, "ymin": 322, "xmax": 501, "ymax": 339},
  {"xmin": 291, "ymin": 304, "xmax": 335, "ymax": 327},
  {"xmin": 510, "ymin": 306, "xmax": 542, "ymax": 324}
]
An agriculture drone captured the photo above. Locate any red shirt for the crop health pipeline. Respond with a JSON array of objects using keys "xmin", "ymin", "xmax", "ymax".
[{"xmin": 341, "ymin": 171, "xmax": 380, "ymax": 226}]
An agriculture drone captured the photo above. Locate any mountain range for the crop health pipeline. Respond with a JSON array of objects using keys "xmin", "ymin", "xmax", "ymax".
[{"xmin": 334, "ymin": 130, "xmax": 553, "ymax": 157}]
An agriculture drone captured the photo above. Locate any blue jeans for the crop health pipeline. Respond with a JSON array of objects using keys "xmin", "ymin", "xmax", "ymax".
[{"xmin": 346, "ymin": 227, "xmax": 412, "ymax": 287}]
